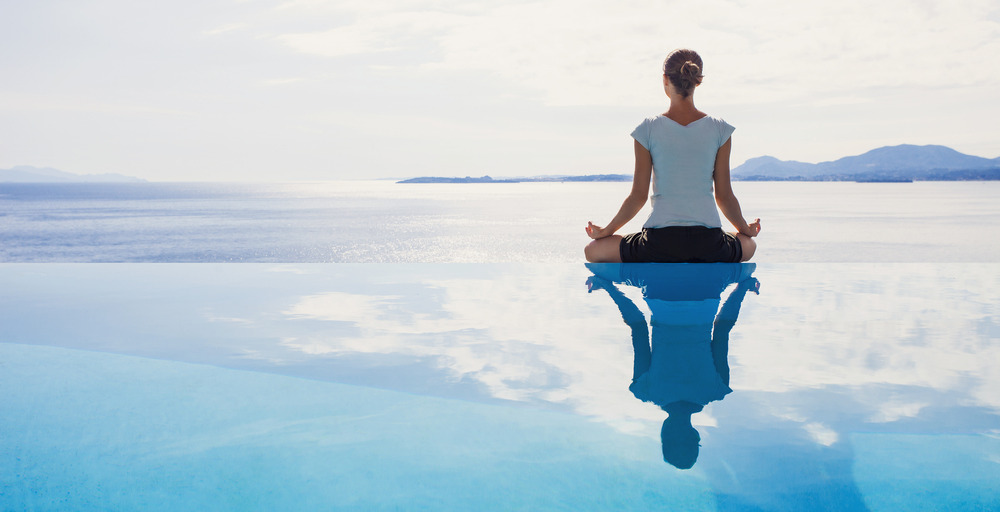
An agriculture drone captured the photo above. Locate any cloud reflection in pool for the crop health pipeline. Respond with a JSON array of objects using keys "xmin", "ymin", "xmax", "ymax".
[
  {"xmin": 2, "ymin": 263, "xmax": 997, "ymax": 432},
  {"xmin": 2, "ymin": 263, "xmax": 998, "ymax": 509}
]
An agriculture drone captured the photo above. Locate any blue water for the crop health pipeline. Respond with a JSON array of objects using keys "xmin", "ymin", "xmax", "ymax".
[
  {"xmin": 0, "ymin": 182, "xmax": 448, "ymax": 262},
  {"xmin": 3, "ymin": 181, "xmax": 999, "ymax": 509},
  {"xmin": 2, "ymin": 263, "xmax": 998, "ymax": 510},
  {"xmin": 3, "ymin": 181, "xmax": 999, "ymax": 262}
]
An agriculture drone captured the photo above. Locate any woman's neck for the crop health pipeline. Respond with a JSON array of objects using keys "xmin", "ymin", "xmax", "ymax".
[{"xmin": 664, "ymin": 98, "xmax": 705, "ymax": 125}]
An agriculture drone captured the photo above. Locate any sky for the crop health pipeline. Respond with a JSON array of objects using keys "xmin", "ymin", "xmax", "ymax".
[{"xmin": 2, "ymin": 0, "xmax": 999, "ymax": 182}]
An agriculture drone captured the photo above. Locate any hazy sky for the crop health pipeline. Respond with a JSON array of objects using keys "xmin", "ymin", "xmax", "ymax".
[{"xmin": 2, "ymin": 0, "xmax": 998, "ymax": 181}]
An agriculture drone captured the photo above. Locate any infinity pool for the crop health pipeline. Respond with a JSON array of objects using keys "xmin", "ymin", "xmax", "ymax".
[{"xmin": 2, "ymin": 263, "xmax": 998, "ymax": 510}]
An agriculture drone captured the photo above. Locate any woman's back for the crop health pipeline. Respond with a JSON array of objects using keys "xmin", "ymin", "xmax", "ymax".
[
  {"xmin": 632, "ymin": 115, "xmax": 734, "ymax": 229},
  {"xmin": 583, "ymin": 48, "xmax": 759, "ymax": 264}
]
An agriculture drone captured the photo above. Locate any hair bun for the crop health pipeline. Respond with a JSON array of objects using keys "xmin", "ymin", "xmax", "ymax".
[
  {"xmin": 679, "ymin": 61, "xmax": 702, "ymax": 79},
  {"xmin": 663, "ymin": 49, "xmax": 704, "ymax": 98}
]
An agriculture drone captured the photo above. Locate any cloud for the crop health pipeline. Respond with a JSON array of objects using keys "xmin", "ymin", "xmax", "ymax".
[
  {"xmin": 277, "ymin": 23, "xmax": 396, "ymax": 57},
  {"xmin": 272, "ymin": 6, "xmax": 469, "ymax": 58},
  {"xmin": 271, "ymin": 263, "xmax": 1000, "ymax": 439},
  {"xmin": 803, "ymin": 422, "xmax": 839, "ymax": 446},
  {"xmin": 283, "ymin": 291, "xmax": 402, "ymax": 323},
  {"xmin": 730, "ymin": 264, "xmax": 1000, "ymax": 412},
  {"xmin": 278, "ymin": 266, "xmax": 662, "ymax": 432},
  {"xmin": 260, "ymin": 77, "xmax": 306, "ymax": 86},
  {"xmin": 0, "ymin": 92, "xmax": 192, "ymax": 116},
  {"xmin": 203, "ymin": 23, "xmax": 249, "ymax": 36},
  {"xmin": 5, "ymin": 0, "xmax": 999, "ymax": 179},
  {"xmin": 265, "ymin": 0, "xmax": 1000, "ymax": 106}
]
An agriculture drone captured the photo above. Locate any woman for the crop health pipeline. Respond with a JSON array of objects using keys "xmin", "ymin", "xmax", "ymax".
[{"xmin": 584, "ymin": 49, "xmax": 760, "ymax": 263}]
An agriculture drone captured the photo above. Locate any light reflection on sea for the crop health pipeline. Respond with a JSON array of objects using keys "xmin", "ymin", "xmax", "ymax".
[{"xmin": 1, "ymin": 180, "xmax": 998, "ymax": 262}]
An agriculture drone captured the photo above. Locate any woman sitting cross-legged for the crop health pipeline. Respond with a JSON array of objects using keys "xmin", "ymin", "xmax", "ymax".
[{"xmin": 585, "ymin": 48, "xmax": 760, "ymax": 263}]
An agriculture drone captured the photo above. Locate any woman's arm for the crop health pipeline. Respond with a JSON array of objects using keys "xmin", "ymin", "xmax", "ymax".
[
  {"xmin": 586, "ymin": 276, "xmax": 651, "ymax": 380},
  {"xmin": 711, "ymin": 277, "xmax": 758, "ymax": 387},
  {"xmin": 586, "ymin": 139, "xmax": 653, "ymax": 239},
  {"xmin": 713, "ymin": 138, "xmax": 761, "ymax": 237}
]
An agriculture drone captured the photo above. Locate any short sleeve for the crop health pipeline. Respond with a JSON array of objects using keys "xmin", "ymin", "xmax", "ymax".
[
  {"xmin": 630, "ymin": 118, "xmax": 652, "ymax": 150},
  {"xmin": 717, "ymin": 118, "xmax": 735, "ymax": 147}
]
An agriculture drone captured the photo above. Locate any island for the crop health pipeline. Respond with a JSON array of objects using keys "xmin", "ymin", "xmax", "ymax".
[
  {"xmin": 399, "ymin": 144, "xmax": 1000, "ymax": 183},
  {"xmin": 0, "ymin": 165, "xmax": 145, "ymax": 183}
]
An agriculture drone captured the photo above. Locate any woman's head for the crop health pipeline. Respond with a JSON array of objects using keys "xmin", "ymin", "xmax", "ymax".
[
  {"xmin": 661, "ymin": 417, "xmax": 701, "ymax": 469},
  {"xmin": 663, "ymin": 49, "xmax": 703, "ymax": 99}
]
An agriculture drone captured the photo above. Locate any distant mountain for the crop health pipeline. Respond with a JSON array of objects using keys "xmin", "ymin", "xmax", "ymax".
[
  {"xmin": 0, "ymin": 165, "xmax": 145, "ymax": 183},
  {"xmin": 732, "ymin": 144, "xmax": 1000, "ymax": 181},
  {"xmin": 730, "ymin": 156, "xmax": 816, "ymax": 179},
  {"xmin": 401, "ymin": 145, "xmax": 999, "ymax": 185}
]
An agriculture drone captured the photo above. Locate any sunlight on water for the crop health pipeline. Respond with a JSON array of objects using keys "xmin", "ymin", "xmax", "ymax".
[{"xmin": 2, "ymin": 181, "xmax": 998, "ymax": 262}]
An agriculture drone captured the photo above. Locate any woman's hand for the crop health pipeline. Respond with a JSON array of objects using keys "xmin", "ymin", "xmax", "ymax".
[
  {"xmin": 738, "ymin": 277, "xmax": 761, "ymax": 295},
  {"xmin": 586, "ymin": 222, "xmax": 613, "ymax": 240},
  {"xmin": 585, "ymin": 275, "xmax": 612, "ymax": 293}
]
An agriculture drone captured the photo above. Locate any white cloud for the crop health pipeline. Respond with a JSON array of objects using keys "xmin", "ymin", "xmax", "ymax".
[
  {"xmin": 270, "ymin": 263, "xmax": 1000, "ymax": 439},
  {"xmin": 261, "ymin": 77, "xmax": 306, "ymax": 86},
  {"xmin": 804, "ymin": 422, "xmax": 839, "ymax": 446},
  {"xmin": 729, "ymin": 264, "xmax": 1000, "ymax": 412},
  {"xmin": 5, "ymin": 0, "xmax": 998, "ymax": 179},
  {"xmin": 265, "ymin": 0, "xmax": 1000, "ymax": 106},
  {"xmin": 283, "ymin": 291, "xmax": 402, "ymax": 323},
  {"xmin": 278, "ymin": 266, "xmax": 663, "ymax": 433},
  {"xmin": 272, "ymin": 4, "xmax": 470, "ymax": 57},
  {"xmin": 869, "ymin": 401, "xmax": 928, "ymax": 424},
  {"xmin": 203, "ymin": 22, "xmax": 249, "ymax": 36},
  {"xmin": 0, "ymin": 92, "xmax": 192, "ymax": 116},
  {"xmin": 277, "ymin": 23, "xmax": 396, "ymax": 57}
]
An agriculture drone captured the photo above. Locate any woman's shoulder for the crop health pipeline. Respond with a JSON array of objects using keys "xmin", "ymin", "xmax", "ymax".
[
  {"xmin": 635, "ymin": 114, "xmax": 664, "ymax": 127},
  {"xmin": 637, "ymin": 113, "xmax": 731, "ymax": 128},
  {"xmin": 631, "ymin": 115, "xmax": 664, "ymax": 148},
  {"xmin": 703, "ymin": 115, "xmax": 735, "ymax": 143},
  {"xmin": 703, "ymin": 114, "xmax": 733, "ymax": 128},
  {"xmin": 633, "ymin": 114, "xmax": 733, "ymax": 143}
]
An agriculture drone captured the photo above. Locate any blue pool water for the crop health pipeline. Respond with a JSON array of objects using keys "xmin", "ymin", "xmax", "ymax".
[{"xmin": 2, "ymin": 263, "xmax": 998, "ymax": 510}]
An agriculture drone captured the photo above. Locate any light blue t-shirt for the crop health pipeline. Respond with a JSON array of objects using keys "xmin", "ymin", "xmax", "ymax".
[
  {"xmin": 631, "ymin": 115, "xmax": 735, "ymax": 229},
  {"xmin": 628, "ymin": 298, "xmax": 733, "ymax": 407}
]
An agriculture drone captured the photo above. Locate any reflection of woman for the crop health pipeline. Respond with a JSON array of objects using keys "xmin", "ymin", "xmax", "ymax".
[
  {"xmin": 586, "ymin": 263, "xmax": 758, "ymax": 469},
  {"xmin": 584, "ymin": 49, "xmax": 760, "ymax": 263}
]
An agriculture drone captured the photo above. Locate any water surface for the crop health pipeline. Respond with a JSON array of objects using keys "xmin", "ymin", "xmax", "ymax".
[
  {"xmin": 2, "ymin": 181, "xmax": 997, "ymax": 262},
  {"xmin": 2, "ymin": 263, "xmax": 997, "ymax": 510}
]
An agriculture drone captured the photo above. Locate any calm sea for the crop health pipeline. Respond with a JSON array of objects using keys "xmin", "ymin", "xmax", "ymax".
[{"xmin": 1, "ymin": 180, "xmax": 998, "ymax": 262}]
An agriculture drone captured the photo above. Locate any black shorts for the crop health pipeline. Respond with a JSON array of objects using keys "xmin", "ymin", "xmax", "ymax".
[{"xmin": 619, "ymin": 226, "xmax": 742, "ymax": 263}]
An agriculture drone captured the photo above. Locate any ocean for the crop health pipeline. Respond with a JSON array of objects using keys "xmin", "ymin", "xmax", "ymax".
[{"xmin": 2, "ymin": 180, "xmax": 997, "ymax": 262}]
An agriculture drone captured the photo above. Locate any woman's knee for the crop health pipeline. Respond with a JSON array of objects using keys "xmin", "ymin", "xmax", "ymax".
[
  {"xmin": 584, "ymin": 239, "xmax": 606, "ymax": 263},
  {"xmin": 737, "ymin": 234, "xmax": 756, "ymax": 262},
  {"xmin": 585, "ymin": 236, "xmax": 622, "ymax": 263}
]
